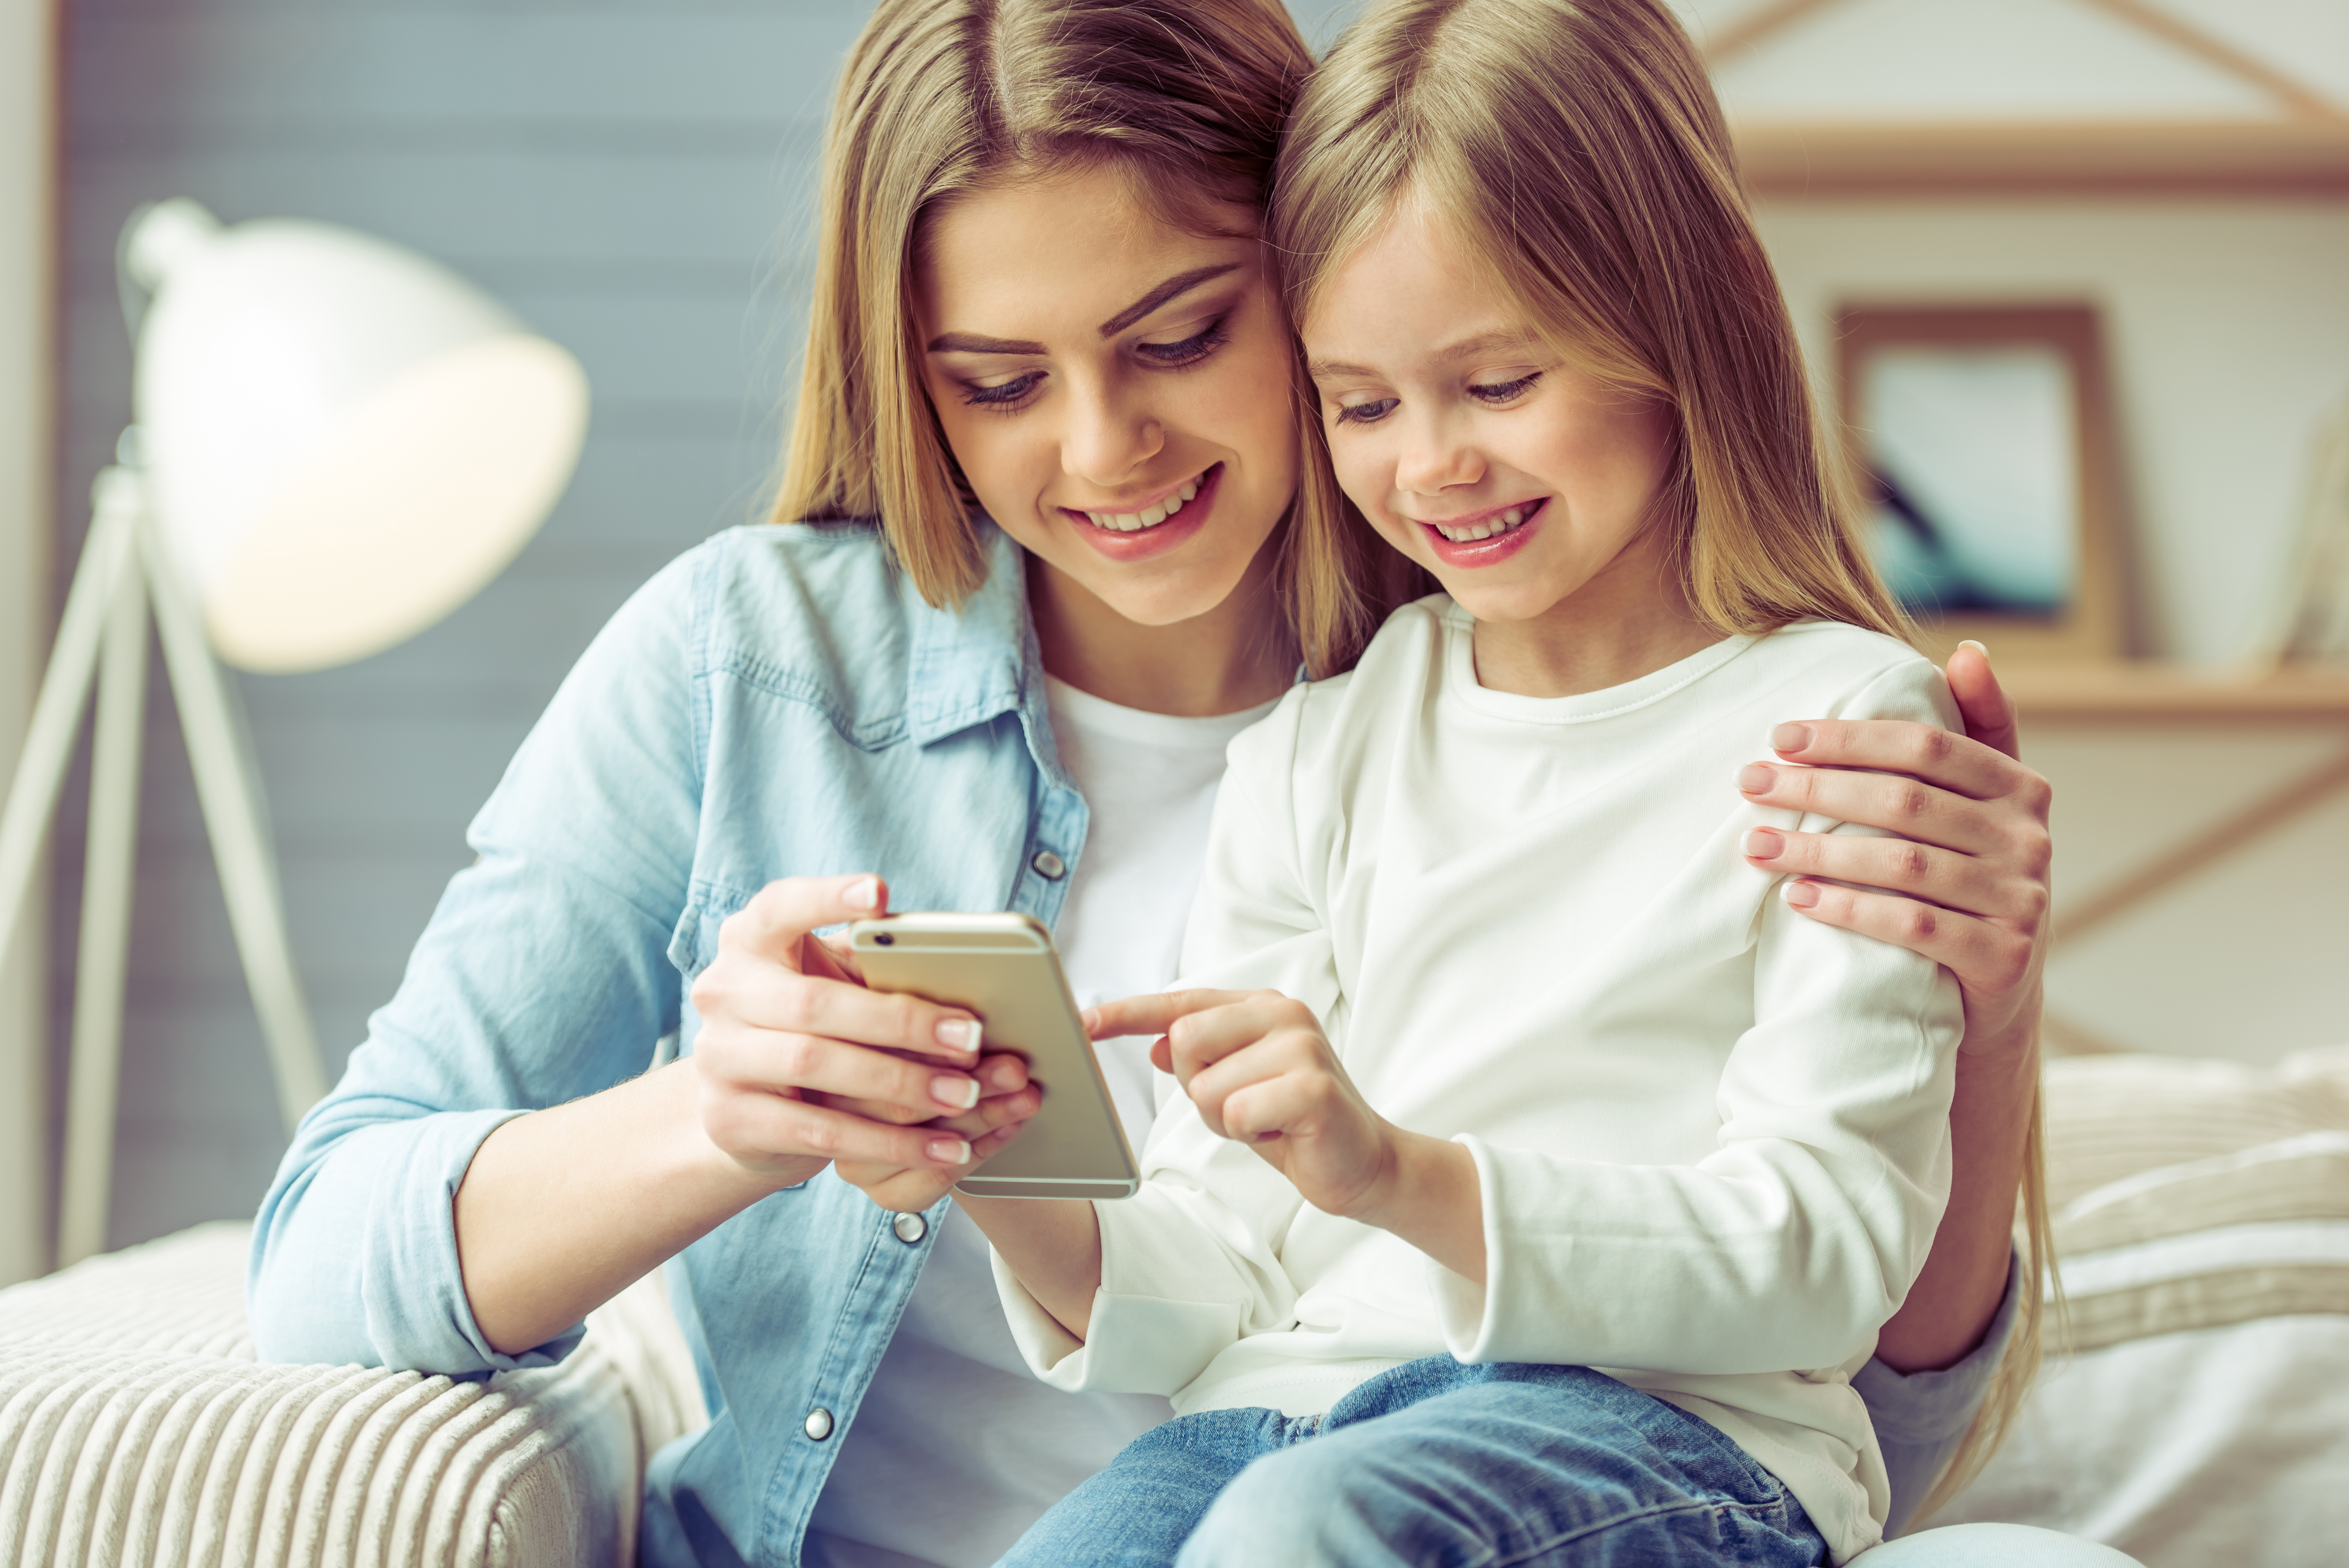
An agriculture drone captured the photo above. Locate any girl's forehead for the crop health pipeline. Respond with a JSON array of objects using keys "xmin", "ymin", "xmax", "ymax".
[{"xmin": 1303, "ymin": 217, "xmax": 1519, "ymax": 360}]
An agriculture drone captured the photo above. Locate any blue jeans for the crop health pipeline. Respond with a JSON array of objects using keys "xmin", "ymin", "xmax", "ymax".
[{"xmin": 995, "ymin": 1358, "xmax": 1828, "ymax": 1568}]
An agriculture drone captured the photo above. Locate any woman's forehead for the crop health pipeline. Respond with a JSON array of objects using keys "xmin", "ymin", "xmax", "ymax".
[{"xmin": 917, "ymin": 168, "xmax": 1268, "ymax": 337}]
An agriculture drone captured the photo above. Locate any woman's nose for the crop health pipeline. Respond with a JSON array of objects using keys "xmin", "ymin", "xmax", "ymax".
[{"xmin": 1061, "ymin": 381, "xmax": 1164, "ymax": 487}]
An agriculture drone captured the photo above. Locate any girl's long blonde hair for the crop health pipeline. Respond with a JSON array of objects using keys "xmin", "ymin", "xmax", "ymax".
[
  {"xmin": 773, "ymin": 0, "xmax": 1356, "ymax": 661},
  {"xmin": 1273, "ymin": 0, "xmax": 2051, "ymax": 1523}
]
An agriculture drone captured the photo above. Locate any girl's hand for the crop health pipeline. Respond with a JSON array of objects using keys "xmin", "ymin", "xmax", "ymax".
[
  {"xmin": 687, "ymin": 873, "xmax": 1008, "ymax": 1189},
  {"xmin": 1737, "ymin": 641, "xmax": 2050, "ymax": 1059},
  {"xmin": 1090, "ymin": 989, "xmax": 1399, "ymax": 1218}
]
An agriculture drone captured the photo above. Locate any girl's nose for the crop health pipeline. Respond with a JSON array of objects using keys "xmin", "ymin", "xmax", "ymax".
[
  {"xmin": 1062, "ymin": 382, "xmax": 1165, "ymax": 488},
  {"xmin": 1394, "ymin": 414, "xmax": 1483, "ymax": 497}
]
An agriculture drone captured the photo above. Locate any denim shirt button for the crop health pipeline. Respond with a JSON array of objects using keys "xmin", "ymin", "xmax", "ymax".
[
  {"xmin": 804, "ymin": 1408, "xmax": 835, "ymax": 1442},
  {"xmin": 892, "ymin": 1211, "xmax": 928, "ymax": 1245},
  {"xmin": 1031, "ymin": 849, "xmax": 1067, "ymax": 880}
]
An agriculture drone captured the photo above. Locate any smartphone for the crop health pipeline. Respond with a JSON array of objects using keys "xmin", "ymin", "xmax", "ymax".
[{"xmin": 846, "ymin": 912, "xmax": 1139, "ymax": 1200}]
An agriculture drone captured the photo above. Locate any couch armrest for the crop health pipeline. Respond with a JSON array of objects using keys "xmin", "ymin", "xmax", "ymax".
[{"xmin": 0, "ymin": 1221, "xmax": 705, "ymax": 1568}]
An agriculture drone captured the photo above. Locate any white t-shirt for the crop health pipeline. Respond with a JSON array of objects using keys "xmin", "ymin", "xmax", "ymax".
[
  {"xmin": 996, "ymin": 606, "xmax": 1966, "ymax": 1565},
  {"xmin": 801, "ymin": 677, "xmax": 1278, "ymax": 1568}
]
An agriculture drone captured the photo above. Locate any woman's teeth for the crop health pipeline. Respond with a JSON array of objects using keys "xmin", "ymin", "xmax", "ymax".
[
  {"xmin": 1086, "ymin": 477, "xmax": 1200, "ymax": 533},
  {"xmin": 1431, "ymin": 505, "xmax": 1529, "ymax": 543}
]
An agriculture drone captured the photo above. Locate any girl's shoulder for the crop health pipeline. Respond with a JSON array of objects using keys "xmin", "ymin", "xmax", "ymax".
[{"xmin": 1751, "ymin": 620, "xmax": 1959, "ymax": 729}]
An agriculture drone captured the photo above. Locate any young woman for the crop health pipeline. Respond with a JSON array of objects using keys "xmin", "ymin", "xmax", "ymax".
[
  {"xmin": 247, "ymin": 3, "xmax": 2057, "ymax": 1565},
  {"xmin": 867, "ymin": 3, "xmax": 2044, "ymax": 1563}
]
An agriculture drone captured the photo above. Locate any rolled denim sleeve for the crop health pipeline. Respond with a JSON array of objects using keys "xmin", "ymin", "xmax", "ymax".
[
  {"xmin": 1856, "ymin": 1250, "xmax": 2024, "ymax": 1537},
  {"xmin": 248, "ymin": 550, "xmax": 708, "ymax": 1374}
]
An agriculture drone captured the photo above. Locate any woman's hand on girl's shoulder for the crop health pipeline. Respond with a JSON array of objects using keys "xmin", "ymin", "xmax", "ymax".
[
  {"xmin": 1733, "ymin": 642, "xmax": 2050, "ymax": 1056},
  {"xmin": 688, "ymin": 873, "xmax": 1024, "ymax": 1190}
]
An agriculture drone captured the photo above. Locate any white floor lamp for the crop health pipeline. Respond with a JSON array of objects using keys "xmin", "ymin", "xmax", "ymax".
[{"xmin": 0, "ymin": 200, "xmax": 588, "ymax": 1267}]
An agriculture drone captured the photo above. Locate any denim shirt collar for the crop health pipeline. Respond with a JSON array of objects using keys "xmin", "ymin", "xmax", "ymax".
[{"xmin": 902, "ymin": 518, "xmax": 1077, "ymax": 791}]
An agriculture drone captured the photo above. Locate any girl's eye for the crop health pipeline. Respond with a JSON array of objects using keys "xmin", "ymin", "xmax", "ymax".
[
  {"xmin": 1136, "ymin": 317, "xmax": 1230, "ymax": 368},
  {"xmin": 960, "ymin": 371, "xmax": 1044, "ymax": 411},
  {"xmin": 1469, "ymin": 371, "xmax": 1542, "ymax": 404},
  {"xmin": 1333, "ymin": 398, "xmax": 1398, "ymax": 427}
]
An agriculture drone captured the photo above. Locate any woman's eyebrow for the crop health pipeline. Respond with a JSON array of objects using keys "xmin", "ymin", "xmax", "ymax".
[
  {"xmin": 925, "ymin": 262, "xmax": 1243, "ymax": 355},
  {"xmin": 928, "ymin": 331, "xmax": 1047, "ymax": 355},
  {"xmin": 1098, "ymin": 263, "xmax": 1242, "ymax": 337}
]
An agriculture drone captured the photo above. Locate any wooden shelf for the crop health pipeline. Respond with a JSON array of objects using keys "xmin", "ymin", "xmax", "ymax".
[
  {"xmin": 2001, "ymin": 662, "xmax": 2349, "ymax": 724},
  {"xmin": 1734, "ymin": 120, "xmax": 2349, "ymax": 200}
]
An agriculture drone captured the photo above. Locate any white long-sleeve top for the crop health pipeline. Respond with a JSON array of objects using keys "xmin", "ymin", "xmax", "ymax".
[{"xmin": 991, "ymin": 600, "xmax": 1965, "ymax": 1562}]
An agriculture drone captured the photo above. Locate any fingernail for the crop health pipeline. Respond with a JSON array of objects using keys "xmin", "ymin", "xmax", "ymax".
[
  {"xmin": 1080, "ymin": 1007, "xmax": 1100, "ymax": 1033},
  {"xmin": 845, "ymin": 877, "xmax": 880, "ymax": 912},
  {"xmin": 1780, "ymin": 880, "xmax": 1821, "ymax": 909},
  {"xmin": 986, "ymin": 1059, "xmax": 1025, "ymax": 1091},
  {"xmin": 1770, "ymin": 723, "xmax": 1812, "ymax": 754},
  {"xmin": 1737, "ymin": 763, "xmax": 1775, "ymax": 795},
  {"xmin": 936, "ymin": 1018, "xmax": 981, "ymax": 1053},
  {"xmin": 1743, "ymin": 827, "xmax": 1784, "ymax": 860},
  {"xmin": 1958, "ymin": 640, "xmax": 1989, "ymax": 659},
  {"xmin": 927, "ymin": 1137, "xmax": 971, "ymax": 1165},
  {"xmin": 932, "ymin": 1074, "xmax": 980, "ymax": 1110}
]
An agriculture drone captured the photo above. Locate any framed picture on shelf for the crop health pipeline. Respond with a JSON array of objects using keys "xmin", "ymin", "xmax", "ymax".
[{"xmin": 1835, "ymin": 303, "xmax": 2132, "ymax": 661}]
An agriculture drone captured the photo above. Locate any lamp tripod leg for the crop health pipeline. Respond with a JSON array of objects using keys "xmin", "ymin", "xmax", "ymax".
[
  {"xmin": 137, "ymin": 502, "xmax": 328, "ymax": 1135},
  {"xmin": 56, "ymin": 551, "xmax": 150, "ymax": 1269},
  {"xmin": 0, "ymin": 492, "xmax": 137, "ymax": 973}
]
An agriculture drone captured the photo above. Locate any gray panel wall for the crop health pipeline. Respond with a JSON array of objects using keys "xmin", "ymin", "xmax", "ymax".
[
  {"xmin": 54, "ymin": 0, "xmax": 1360, "ymax": 1252},
  {"xmin": 56, "ymin": 0, "xmax": 865, "ymax": 1249}
]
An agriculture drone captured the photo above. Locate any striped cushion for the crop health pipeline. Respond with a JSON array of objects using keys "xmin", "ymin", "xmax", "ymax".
[{"xmin": 0, "ymin": 1222, "xmax": 705, "ymax": 1568}]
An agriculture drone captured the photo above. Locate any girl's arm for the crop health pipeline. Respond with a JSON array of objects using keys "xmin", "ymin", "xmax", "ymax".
[{"xmin": 1736, "ymin": 643, "xmax": 2048, "ymax": 1370}]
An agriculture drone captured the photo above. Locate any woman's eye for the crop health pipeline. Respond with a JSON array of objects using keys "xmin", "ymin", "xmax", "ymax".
[
  {"xmin": 1136, "ymin": 317, "xmax": 1230, "ymax": 368},
  {"xmin": 1333, "ymin": 398, "xmax": 1398, "ymax": 427},
  {"xmin": 960, "ymin": 371, "xmax": 1044, "ymax": 411},
  {"xmin": 1468, "ymin": 371, "xmax": 1542, "ymax": 404}
]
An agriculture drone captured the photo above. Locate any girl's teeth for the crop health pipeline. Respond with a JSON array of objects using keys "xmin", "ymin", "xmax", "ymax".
[{"xmin": 1434, "ymin": 506, "xmax": 1529, "ymax": 543}]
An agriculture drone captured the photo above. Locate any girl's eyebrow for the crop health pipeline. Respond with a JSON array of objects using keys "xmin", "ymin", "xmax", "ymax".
[
  {"xmin": 925, "ymin": 263, "xmax": 1243, "ymax": 356},
  {"xmin": 1436, "ymin": 330, "xmax": 1538, "ymax": 360},
  {"xmin": 1307, "ymin": 330, "xmax": 1539, "ymax": 382}
]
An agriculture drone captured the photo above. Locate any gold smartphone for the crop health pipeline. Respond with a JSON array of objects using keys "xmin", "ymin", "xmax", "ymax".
[{"xmin": 846, "ymin": 912, "xmax": 1140, "ymax": 1200}]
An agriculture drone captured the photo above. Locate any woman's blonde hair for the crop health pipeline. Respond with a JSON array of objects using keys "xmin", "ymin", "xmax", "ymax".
[
  {"xmin": 772, "ymin": 0, "xmax": 1331, "ymax": 641},
  {"xmin": 1274, "ymin": 0, "xmax": 2052, "ymax": 1521}
]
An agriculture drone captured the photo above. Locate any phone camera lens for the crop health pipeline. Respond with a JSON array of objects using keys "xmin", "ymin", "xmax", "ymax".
[{"xmin": 874, "ymin": 932, "xmax": 894, "ymax": 946}]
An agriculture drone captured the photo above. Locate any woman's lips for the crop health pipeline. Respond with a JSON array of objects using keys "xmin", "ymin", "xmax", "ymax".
[
  {"xmin": 1060, "ymin": 463, "xmax": 1223, "ymax": 563},
  {"xmin": 1417, "ymin": 496, "xmax": 1545, "ymax": 568}
]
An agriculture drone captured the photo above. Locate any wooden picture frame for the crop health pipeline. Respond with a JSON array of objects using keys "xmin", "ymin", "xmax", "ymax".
[{"xmin": 1835, "ymin": 303, "xmax": 2131, "ymax": 662}]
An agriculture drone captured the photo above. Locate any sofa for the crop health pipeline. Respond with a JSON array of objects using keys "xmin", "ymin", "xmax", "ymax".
[{"xmin": 3, "ymin": 1045, "xmax": 2344, "ymax": 1566}]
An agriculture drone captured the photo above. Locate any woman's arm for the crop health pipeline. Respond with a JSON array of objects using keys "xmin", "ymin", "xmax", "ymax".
[{"xmin": 1736, "ymin": 642, "xmax": 2048, "ymax": 1370}]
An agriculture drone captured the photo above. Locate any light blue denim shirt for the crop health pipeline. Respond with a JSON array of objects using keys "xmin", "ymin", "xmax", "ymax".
[{"xmin": 248, "ymin": 518, "xmax": 2013, "ymax": 1566}]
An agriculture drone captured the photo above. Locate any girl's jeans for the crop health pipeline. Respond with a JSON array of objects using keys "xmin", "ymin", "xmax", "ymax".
[{"xmin": 994, "ymin": 1357, "xmax": 1829, "ymax": 1567}]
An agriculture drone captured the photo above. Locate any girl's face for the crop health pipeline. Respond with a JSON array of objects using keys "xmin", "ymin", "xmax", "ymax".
[
  {"xmin": 1301, "ymin": 203, "xmax": 1677, "ymax": 629},
  {"xmin": 916, "ymin": 166, "xmax": 1298, "ymax": 628}
]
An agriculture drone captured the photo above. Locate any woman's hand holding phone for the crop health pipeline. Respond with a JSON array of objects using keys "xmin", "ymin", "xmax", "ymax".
[
  {"xmin": 688, "ymin": 873, "xmax": 1036, "ymax": 1190},
  {"xmin": 1090, "ymin": 990, "xmax": 1487, "ymax": 1285}
]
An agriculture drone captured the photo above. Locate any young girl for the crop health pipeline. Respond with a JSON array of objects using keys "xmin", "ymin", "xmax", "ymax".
[{"xmin": 845, "ymin": 1, "xmax": 2045, "ymax": 1563}]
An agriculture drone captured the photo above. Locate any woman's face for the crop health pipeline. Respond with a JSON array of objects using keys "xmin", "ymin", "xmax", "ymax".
[
  {"xmin": 1301, "ymin": 203, "xmax": 1676, "ymax": 630},
  {"xmin": 915, "ymin": 166, "xmax": 1299, "ymax": 628}
]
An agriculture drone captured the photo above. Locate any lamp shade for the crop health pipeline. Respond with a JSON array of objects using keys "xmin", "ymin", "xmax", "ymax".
[{"xmin": 125, "ymin": 199, "xmax": 590, "ymax": 672}]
